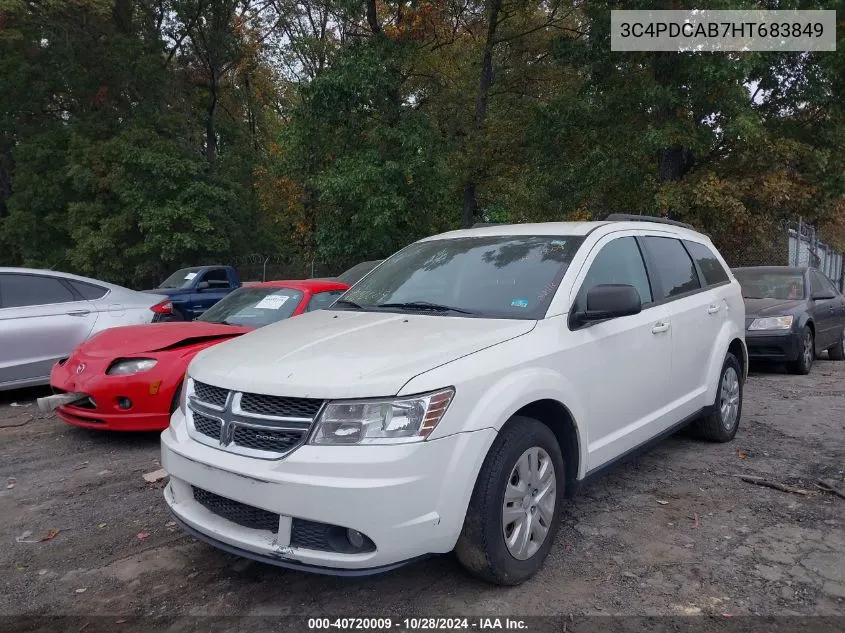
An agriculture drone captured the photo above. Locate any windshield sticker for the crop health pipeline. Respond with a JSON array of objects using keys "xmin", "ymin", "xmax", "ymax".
[
  {"xmin": 511, "ymin": 299, "xmax": 529, "ymax": 308},
  {"xmin": 255, "ymin": 295, "xmax": 290, "ymax": 310},
  {"xmin": 184, "ymin": 272, "xmax": 197, "ymax": 280}
]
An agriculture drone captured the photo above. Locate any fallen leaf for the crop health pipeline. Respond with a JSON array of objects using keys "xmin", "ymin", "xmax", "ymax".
[
  {"xmin": 692, "ymin": 512, "xmax": 699, "ymax": 528},
  {"xmin": 75, "ymin": 588, "xmax": 87, "ymax": 594},
  {"xmin": 39, "ymin": 529, "xmax": 61, "ymax": 542},
  {"xmin": 142, "ymin": 469, "xmax": 168, "ymax": 483},
  {"xmin": 657, "ymin": 500, "xmax": 669, "ymax": 505},
  {"xmin": 736, "ymin": 449, "xmax": 749, "ymax": 459},
  {"xmin": 136, "ymin": 532, "xmax": 150, "ymax": 540},
  {"xmin": 98, "ymin": 523, "xmax": 107, "ymax": 529}
]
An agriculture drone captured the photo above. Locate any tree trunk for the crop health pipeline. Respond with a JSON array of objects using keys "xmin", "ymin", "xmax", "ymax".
[
  {"xmin": 366, "ymin": 0, "xmax": 381, "ymax": 34},
  {"xmin": 461, "ymin": 0, "xmax": 502, "ymax": 228},
  {"xmin": 206, "ymin": 70, "xmax": 218, "ymax": 163}
]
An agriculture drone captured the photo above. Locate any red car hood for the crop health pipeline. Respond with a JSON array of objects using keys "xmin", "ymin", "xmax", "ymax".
[{"xmin": 80, "ymin": 322, "xmax": 252, "ymax": 357}]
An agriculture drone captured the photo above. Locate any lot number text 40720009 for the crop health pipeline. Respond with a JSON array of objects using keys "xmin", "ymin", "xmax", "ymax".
[{"xmin": 307, "ymin": 618, "xmax": 529, "ymax": 630}]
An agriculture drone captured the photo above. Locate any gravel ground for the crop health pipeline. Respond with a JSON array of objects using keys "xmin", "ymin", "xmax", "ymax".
[{"xmin": 1, "ymin": 361, "xmax": 844, "ymax": 627}]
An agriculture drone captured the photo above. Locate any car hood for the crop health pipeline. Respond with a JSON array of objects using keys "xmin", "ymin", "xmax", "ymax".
[
  {"xmin": 744, "ymin": 298, "xmax": 806, "ymax": 319},
  {"xmin": 189, "ymin": 309, "xmax": 536, "ymax": 399},
  {"xmin": 80, "ymin": 322, "xmax": 252, "ymax": 357}
]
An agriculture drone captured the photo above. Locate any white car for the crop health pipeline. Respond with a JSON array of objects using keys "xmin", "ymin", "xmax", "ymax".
[
  {"xmin": 161, "ymin": 216, "xmax": 746, "ymax": 585},
  {"xmin": 0, "ymin": 268, "xmax": 169, "ymax": 390}
]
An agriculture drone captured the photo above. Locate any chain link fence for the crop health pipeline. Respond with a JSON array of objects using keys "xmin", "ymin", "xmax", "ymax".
[
  {"xmin": 712, "ymin": 217, "xmax": 844, "ymax": 292},
  {"xmin": 225, "ymin": 254, "xmax": 337, "ymax": 283}
]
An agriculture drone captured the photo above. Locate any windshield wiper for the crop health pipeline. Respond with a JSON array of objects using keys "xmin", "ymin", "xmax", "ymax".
[{"xmin": 376, "ymin": 301, "xmax": 478, "ymax": 315}]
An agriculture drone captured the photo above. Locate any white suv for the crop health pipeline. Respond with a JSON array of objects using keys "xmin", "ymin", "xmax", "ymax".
[{"xmin": 161, "ymin": 216, "xmax": 746, "ymax": 585}]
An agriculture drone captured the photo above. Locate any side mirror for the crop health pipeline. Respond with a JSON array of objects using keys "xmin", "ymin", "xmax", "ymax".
[
  {"xmin": 573, "ymin": 284, "xmax": 642, "ymax": 325},
  {"xmin": 812, "ymin": 292, "xmax": 835, "ymax": 301},
  {"xmin": 196, "ymin": 281, "xmax": 210, "ymax": 290}
]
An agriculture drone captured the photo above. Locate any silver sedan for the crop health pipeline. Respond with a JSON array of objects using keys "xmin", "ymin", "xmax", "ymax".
[{"xmin": 0, "ymin": 268, "xmax": 168, "ymax": 391}]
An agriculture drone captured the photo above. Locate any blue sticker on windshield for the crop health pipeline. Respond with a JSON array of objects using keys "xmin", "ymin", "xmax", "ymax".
[{"xmin": 511, "ymin": 299, "xmax": 529, "ymax": 308}]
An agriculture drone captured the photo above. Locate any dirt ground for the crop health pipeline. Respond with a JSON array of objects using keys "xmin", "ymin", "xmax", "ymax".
[{"xmin": 1, "ymin": 361, "xmax": 844, "ymax": 626}]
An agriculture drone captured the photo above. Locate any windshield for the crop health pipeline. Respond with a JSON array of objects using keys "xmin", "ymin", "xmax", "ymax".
[
  {"xmin": 733, "ymin": 270, "xmax": 805, "ymax": 300},
  {"xmin": 158, "ymin": 267, "xmax": 202, "ymax": 289},
  {"xmin": 335, "ymin": 235, "xmax": 583, "ymax": 319},
  {"xmin": 197, "ymin": 287, "xmax": 303, "ymax": 327}
]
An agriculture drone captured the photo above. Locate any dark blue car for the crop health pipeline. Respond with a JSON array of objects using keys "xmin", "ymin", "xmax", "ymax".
[{"xmin": 145, "ymin": 265, "xmax": 241, "ymax": 321}]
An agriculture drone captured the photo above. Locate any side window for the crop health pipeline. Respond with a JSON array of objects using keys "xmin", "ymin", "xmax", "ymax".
[
  {"xmin": 642, "ymin": 236, "xmax": 701, "ymax": 299},
  {"xmin": 684, "ymin": 241, "xmax": 729, "ymax": 286},
  {"xmin": 811, "ymin": 271, "xmax": 838, "ymax": 297},
  {"xmin": 202, "ymin": 269, "xmax": 230, "ymax": 288},
  {"xmin": 69, "ymin": 280, "xmax": 108, "ymax": 300},
  {"xmin": 306, "ymin": 291, "xmax": 345, "ymax": 312},
  {"xmin": 577, "ymin": 237, "xmax": 653, "ymax": 307},
  {"xmin": 0, "ymin": 274, "xmax": 76, "ymax": 308}
]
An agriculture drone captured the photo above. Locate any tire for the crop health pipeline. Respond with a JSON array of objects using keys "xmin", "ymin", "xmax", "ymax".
[
  {"xmin": 788, "ymin": 326, "xmax": 814, "ymax": 375},
  {"xmin": 693, "ymin": 352, "xmax": 743, "ymax": 443},
  {"xmin": 828, "ymin": 327, "xmax": 845, "ymax": 361},
  {"xmin": 455, "ymin": 417, "xmax": 565, "ymax": 585}
]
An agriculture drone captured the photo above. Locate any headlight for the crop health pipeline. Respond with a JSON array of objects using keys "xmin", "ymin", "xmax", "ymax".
[
  {"xmin": 748, "ymin": 315, "xmax": 794, "ymax": 331},
  {"xmin": 106, "ymin": 358, "xmax": 158, "ymax": 375},
  {"xmin": 310, "ymin": 388, "xmax": 455, "ymax": 445}
]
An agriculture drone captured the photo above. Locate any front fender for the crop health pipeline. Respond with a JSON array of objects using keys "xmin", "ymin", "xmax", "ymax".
[{"xmin": 401, "ymin": 366, "xmax": 590, "ymax": 479}]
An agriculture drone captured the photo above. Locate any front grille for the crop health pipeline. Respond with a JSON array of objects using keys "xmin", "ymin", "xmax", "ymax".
[
  {"xmin": 193, "ymin": 381, "xmax": 229, "ymax": 408},
  {"xmin": 192, "ymin": 487, "xmax": 279, "ymax": 533},
  {"xmin": 239, "ymin": 393, "xmax": 323, "ymax": 419},
  {"xmin": 232, "ymin": 426, "xmax": 303, "ymax": 453},
  {"xmin": 193, "ymin": 412, "xmax": 221, "ymax": 440}
]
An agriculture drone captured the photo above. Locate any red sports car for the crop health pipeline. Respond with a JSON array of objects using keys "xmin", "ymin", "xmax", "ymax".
[{"xmin": 43, "ymin": 279, "xmax": 349, "ymax": 431}]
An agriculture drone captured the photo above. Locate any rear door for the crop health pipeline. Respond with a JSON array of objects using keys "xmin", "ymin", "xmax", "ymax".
[
  {"xmin": 639, "ymin": 235, "xmax": 717, "ymax": 419},
  {"xmin": 0, "ymin": 273, "xmax": 99, "ymax": 386}
]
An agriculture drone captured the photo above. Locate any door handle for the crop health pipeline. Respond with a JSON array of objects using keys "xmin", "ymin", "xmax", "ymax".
[
  {"xmin": 66, "ymin": 310, "xmax": 90, "ymax": 317},
  {"xmin": 652, "ymin": 321, "xmax": 670, "ymax": 334},
  {"xmin": 707, "ymin": 304, "xmax": 720, "ymax": 314}
]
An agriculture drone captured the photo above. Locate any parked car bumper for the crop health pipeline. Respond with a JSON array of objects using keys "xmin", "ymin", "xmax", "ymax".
[
  {"xmin": 55, "ymin": 406, "xmax": 171, "ymax": 431},
  {"xmin": 745, "ymin": 330, "xmax": 801, "ymax": 362},
  {"xmin": 161, "ymin": 409, "xmax": 496, "ymax": 572}
]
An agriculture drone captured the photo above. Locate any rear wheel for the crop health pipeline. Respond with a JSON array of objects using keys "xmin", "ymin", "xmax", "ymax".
[
  {"xmin": 788, "ymin": 326, "xmax": 814, "ymax": 375},
  {"xmin": 828, "ymin": 327, "xmax": 845, "ymax": 361},
  {"xmin": 455, "ymin": 417, "xmax": 564, "ymax": 585},
  {"xmin": 693, "ymin": 352, "xmax": 742, "ymax": 443}
]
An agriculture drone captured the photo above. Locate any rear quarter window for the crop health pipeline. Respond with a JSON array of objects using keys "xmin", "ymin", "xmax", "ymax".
[
  {"xmin": 69, "ymin": 280, "xmax": 109, "ymax": 300},
  {"xmin": 683, "ymin": 241, "xmax": 730, "ymax": 286}
]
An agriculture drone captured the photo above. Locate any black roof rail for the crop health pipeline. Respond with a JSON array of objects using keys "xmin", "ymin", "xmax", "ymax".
[{"xmin": 605, "ymin": 213, "xmax": 695, "ymax": 231}]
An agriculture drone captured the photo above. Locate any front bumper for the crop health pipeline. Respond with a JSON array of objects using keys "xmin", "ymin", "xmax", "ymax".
[
  {"xmin": 161, "ymin": 410, "xmax": 496, "ymax": 572},
  {"xmin": 745, "ymin": 330, "xmax": 801, "ymax": 362},
  {"xmin": 50, "ymin": 358, "xmax": 176, "ymax": 432}
]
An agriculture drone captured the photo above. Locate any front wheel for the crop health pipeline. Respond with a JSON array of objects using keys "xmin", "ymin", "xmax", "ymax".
[
  {"xmin": 828, "ymin": 327, "xmax": 845, "ymax": 361},
  {"xmin": 788, "ymin": 326, "xmax": 814, "ymax": 375},
  {"xmin": 455, "ymin": 417, "xmax": 564, "ymax": 585}
]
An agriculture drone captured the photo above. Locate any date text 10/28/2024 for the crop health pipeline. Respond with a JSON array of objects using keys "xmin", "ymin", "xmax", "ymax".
[{"xmin": 308, "ymin": 618, "xmax": 529, "ymax": 631}]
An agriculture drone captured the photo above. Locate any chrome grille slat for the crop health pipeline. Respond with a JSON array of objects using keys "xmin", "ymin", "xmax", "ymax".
[
  {"xmin": 187, "ymin": 382, "xmax": 325, "ymax": 459},
  {"xmin": 192, "ymin": 381, "xmax": 229, "ymax": 409}
]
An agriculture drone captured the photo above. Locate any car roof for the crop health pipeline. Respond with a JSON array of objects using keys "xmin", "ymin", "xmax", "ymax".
[
  {"xmin": 422, "ymin": 220, "xmax": 708, "ymax": 241},
  {"xmin": 249, "ymin": 279, "xmax": 349, "ymax": 292},
  {"xmin": 0, "ymin": 267, "xmax": 135, "ymax": 291}
]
